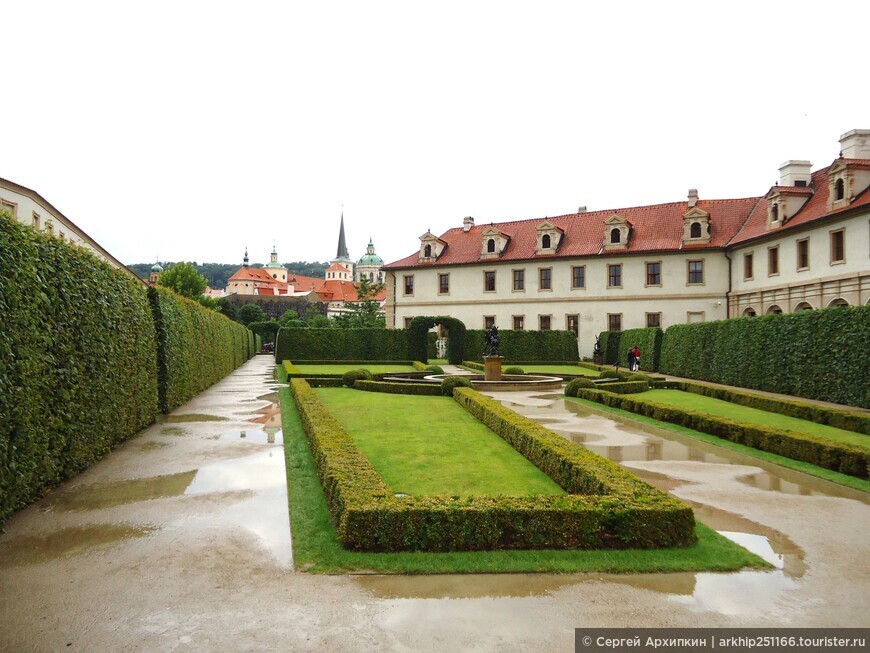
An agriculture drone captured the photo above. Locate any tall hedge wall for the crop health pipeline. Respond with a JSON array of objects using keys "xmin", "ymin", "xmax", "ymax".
[
  {"xmin": 148, "ymin": 286, "xmax": 254, "ymax": 412},
  {"xmin": 1, "ymin": 216, "xmax": 159, "ymax": 520},
  {"xmin": 597, "ymin": 327, "xmax": 663, "ymax": 371},
  {"xmin": 660, "ymin": 307, "xmax": 870, "ymax": 408},
  {"xmin": 463, "ymin": 329, "xmax": 579, "ymax": 362},
  {"xmin": 275, "ymin": 327, "xmax": 409, "ymax": 362}
]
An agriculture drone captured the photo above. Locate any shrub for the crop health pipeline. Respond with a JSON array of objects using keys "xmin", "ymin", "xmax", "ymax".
[
  {"xmin": 599, "ymin": 370, "xmax": 627, "ymax": 380},
  {"xmin": 504, "ymin": 366, "xmax": 525, "ymax": 375},
  {"xmin": 0, "ymin": 216, "xmax": 158, "ymax": 520},
  {"xmin": 275, "ymin": 328, "xmax": 410, "ymax": 363},
  {"xmin": 660, "ymin": 307, "xmax": 870, "ymax": 408},
  {"xmin": 342, "ymin": 368, "xmax": 373, "ymax": 388},
  {"xmin": 425, "ymin": 365, "xmax": 445, "ymax": 374},
  {"xmin": 440, "ymin": 375, "xmax": 474, "ymax": 396},
  {"xmin": 565, "ymin": 378, "xmax": 596, "ymax": 397},
  {"xmin": 408, "ymin": 316, "xmax": 467, "ymax": 364},
  {"xmin": 354, "ymin": 380, "xmax": 442, "ymax": 396}
]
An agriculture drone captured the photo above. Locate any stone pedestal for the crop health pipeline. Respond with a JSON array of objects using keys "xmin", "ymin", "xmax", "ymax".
[{"xmin": 484, "ymin": 356, "xmax": 504, "ymax": 381}]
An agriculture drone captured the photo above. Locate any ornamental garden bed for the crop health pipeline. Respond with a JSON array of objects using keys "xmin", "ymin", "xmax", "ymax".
[
  {"xmin": 277, "ymin": 368, "xmax": 767, "ymax": 573},
  {"xmin": 570, "ymin": 386, "xmax": 870, "ymax": 479},
  {"xmin": 289, "ymin": 376, "xmax": 699, "ymax": 552}
]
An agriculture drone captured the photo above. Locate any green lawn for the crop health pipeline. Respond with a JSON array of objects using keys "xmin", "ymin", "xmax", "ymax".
[
  {"xmin": 314, "ymin": 388, "xmax": 564, "ymax": 496},
  {"xmin": 294, "ymin": 364, "xmax": 419, "ymax": 375},
  {"xmin": 278, "ymin": 373, "xmax": 770, "ymax": 573},
  {"xmin": 639, "ymin": 389, "xmax": 870, "ymax": 449}
]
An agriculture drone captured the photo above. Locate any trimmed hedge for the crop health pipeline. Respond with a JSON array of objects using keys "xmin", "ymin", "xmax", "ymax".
[
  {"xmin": 597, "ymin": 327, "xmax": 663, "ymax": 371},
  {"xmin": 148, "ymin": 286, "xmax": 254, "ymax": 413},
  {"xmin": 408, "ymin": 316, "xmax": 467, "ymax": 364},
  {"xmin": 595, "ymin": 380, "xmax": 650, "ymax": 394},
  {"xmin": 1, "ymin": 216, "xmax": 159, "ymax": 520},
  {"xmin": 565, "ymin": 378, "xmax": 596, "ymax": 397},
  {"xmin": 660, "ymin": 307, "xmax": 870, "ymax": 408},
  {"xmin": 341, "ymin": 369, "xmax": 373, "ymax": 388},
  {"xmin": 441, "ymin": 375, "xmax": 474, "ymax": 396},
  {"xmin": 275, "ymin": 328, "xmax": 410, "ymax": 362},
  {"xmin": 572, "ymin": 388, "xmax": 869, "ymax": 478},
  {"xmin": 354, "ymin": 380, "xmax": 442, "ymax": 396},
  {"xmin": 290, "ymin": 378, "xmax": 696, "ymax": 551},
  {"xmin": 464, "ymin": 329, "xmax": 579, "ymax": 362}
]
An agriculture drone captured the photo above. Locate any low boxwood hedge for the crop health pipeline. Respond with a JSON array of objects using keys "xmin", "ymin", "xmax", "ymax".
[
  {"xmin": 573, "ymin": 389, "xmax": 869, "ymax": 479},
  {"xmin": 594, "ymin": 380, "xmax": 650, "ymax": 394},
  {"xmin": 290, "ymin": 378, "xmax": 696, "ymax": 552}
]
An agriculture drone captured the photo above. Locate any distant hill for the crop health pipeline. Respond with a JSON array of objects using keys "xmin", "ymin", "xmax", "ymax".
[{"xmin": 127, "ymin": 261, "xmax": 329, "ymax": 288}]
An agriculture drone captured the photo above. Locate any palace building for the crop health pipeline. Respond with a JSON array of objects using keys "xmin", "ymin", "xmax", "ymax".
[{"xmin": 383, "ymin": 129, "xmax": 870, "ymax": 358}]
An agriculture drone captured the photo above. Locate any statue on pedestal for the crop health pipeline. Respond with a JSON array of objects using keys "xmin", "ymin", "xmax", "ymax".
[{"xmin": 484, "ymin": 325, "xmax": 500, "ymax": 357}]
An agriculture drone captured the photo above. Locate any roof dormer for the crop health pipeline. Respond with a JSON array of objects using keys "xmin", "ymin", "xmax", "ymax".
[
  {"xmin": 682, "ymin": 207, "xmax": 711, "ymax": 244},
  {"xmin": 480, "ymin": 226, "xmax": 510, "ymax": 259},
  {"xmin": 419, "ymin": 231, "xmax": 447, "ymax": 263},
  {"xmin": 535, "ymin": 220, "xmax": 564, "ymax": 255},
  {"xmin": 827, "ymin": 158, "xmax": 870, "ymax": 211},
  {"xmin": 765, "ymin": 184, "xmax": 813, "ymax": 229},
  {"xmin": 603, "ymin": 214, "xmax": 631, "ymax": 251}
]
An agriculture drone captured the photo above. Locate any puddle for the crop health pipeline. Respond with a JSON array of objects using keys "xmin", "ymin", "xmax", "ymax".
[
  {"xmin": 160, "ymin": 427, "xmax": 186, "ymax": 436},
  {"xmin": 42, "ymin": 471, "xmax": 197, "ymax": 512},
  {"xmin": 138, "ymin": 441, "xmax": 171, "ymax": 452},
  {"xmin": 219, "ymin": 428, "xmax": 283, "ymax": 445},
  {"xmin": 163, "ymin": 414, "xmax": 229, "ymax": 423},
  {"xmin": 357, "ymin": 573, "xmax": 583, "ymax": 599},
  {"xmin": 0, "ymin": 524, "xmax": 156, "ymax": 567}
]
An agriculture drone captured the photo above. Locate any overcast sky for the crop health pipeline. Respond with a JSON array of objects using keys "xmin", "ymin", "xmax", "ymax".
[{"xmin": 3, "ymin": 1, "xmax": 868, "ymax": 269}]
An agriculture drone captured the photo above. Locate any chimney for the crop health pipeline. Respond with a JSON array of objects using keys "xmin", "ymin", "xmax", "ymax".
[
  {"xmin": 463, "ymin": 216, "xmax": 474, "ymax": 232},
  {"xmin": 687, "ymin": 189, "xmax": 699, "ymax": 208},
  {"xmin": 839, "ymin": 129, "xmax": 870, "ymax": 159},
  {"xmin": 577, "ymin": 206, "xmax": 587, "ymax": 213},
  {"xmin": 778, "ymin": 160, "xmax": 812, "ymax": 187}
]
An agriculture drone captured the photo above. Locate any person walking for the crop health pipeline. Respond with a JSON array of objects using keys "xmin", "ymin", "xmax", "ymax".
[
  {"xmin": 627, "ymin": 348, "xmax": 636, "ymax": 372},
  {"xmin": 631, "ymin": 345, "xmax": 641, "ymax": 372}
]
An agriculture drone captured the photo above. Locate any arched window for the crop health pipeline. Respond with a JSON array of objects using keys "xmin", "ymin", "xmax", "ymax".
[
  {"xmin": 369, "ymin": 272, "xmax": 373, "ymax": 281},
  {"xmin": 542, "ymin": 234, "xmax": 551, "ymax": 249},
  {"xmin": 771, "ymin": 203, "xmax": 779, "ymax": 222},
  {"xmin": 690, "ymin": 222, "xmax": 702, "ymax": 238},
  {"xmin": 742, "ymin": 308, "xmax": 756, "ymax": 317},
  {"xmin": 835, "ymin": 178, "xmax": 845, "ymax": 200},
  {"xmin": 424, "ymin": 244, "xmax": 432, "ymax": 257},
  {"xmin": 610, "ymin": 228, "xmax": 621, "ymax": 244},
  {"xmin": 487, "ymin": 238, "xmax": 496, "ymax": 253}
]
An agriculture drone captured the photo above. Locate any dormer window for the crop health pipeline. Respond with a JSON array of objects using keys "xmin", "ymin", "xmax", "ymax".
[
  {"xmin": 682, "ymin": 207, "xmax": 711, "ymax": 244},
  {"xmin": 771, "ymin": 203, "xmax": 779, "ymax": 222},
  {"xmin": 419, "ymin": 231, "xmax": 447, "ymax": 263},
  {"xmin": 690, "ymin": 222, "xmax": 702, "ymax": 238},
  {"xmin": 604, "ymin": 215, "xmax": 631, "ymax": 251},
  {"xmin": 835, "ymin": 178, "xmax": 845, "ymax": 201},
  {"xmin": 480, "ymin": 227, "xmax": 509, "ymax": 258},
  {"xmin": 535, "ymin": 220, "xmax": 563, "ymax": 255}
]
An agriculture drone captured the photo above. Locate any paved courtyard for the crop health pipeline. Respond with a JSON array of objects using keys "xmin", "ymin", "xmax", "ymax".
[{"xmin": 1, "ymin": 355, "xmax": 868, "ymax": 652}]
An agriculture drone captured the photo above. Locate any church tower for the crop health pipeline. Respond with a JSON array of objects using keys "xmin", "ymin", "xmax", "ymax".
[
  {"xmin": 263, "ymin": 242, "xmax": 287, "ymax": 282},
  {"xmin": 330, "ymin": 212, "xmax": 354, "ymax": 280},
  {"xmin": 355, "ymin": 238, "xmax": 384, "ymax": 283}
]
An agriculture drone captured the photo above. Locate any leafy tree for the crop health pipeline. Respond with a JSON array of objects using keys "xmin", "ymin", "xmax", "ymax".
[
  {"xmin": 158, "ymin": 262, "xmax": 207, "ymax": 298},
  {"xmin": 337, "ymin": 277, "xmax": 385, "ymax": 328},
  {"xmin": 218, "ymin": 298, "xmax": 237, "ymax": 320},
  {"xmin": 306, "ymin": 314, "xmax": 331, "ymax": 328},
  {"xmin": 238, "ymin": 303, "xmax": 268, "ymax": 326},
  {"xmin": 196, "ymin": 296, "xmax": 222, "ymax": 311},
  {"xmin": 278, "ymin": 309, "xmax": 302, "ymax": 327}
]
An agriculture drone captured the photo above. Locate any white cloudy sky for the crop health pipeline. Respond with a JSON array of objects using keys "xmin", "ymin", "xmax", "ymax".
[{"xmin": 2, "ymin": 1, "xmax": 868, "ymax": 268}]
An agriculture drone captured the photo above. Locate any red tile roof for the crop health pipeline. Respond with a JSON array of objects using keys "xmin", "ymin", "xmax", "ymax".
[{"xmin": 386, "ymin": 197, "xmax": 761, "ymax": 268}]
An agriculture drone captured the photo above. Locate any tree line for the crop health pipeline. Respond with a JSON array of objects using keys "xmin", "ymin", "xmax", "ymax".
[{"xmin": 126, "ymin": 261, "xmax": 330, "ymax": 288}]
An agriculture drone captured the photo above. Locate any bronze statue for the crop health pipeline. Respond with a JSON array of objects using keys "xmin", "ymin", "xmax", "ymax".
[{"xmin": 484, "ymin": 325, "xmax": 500, "ymax": 356}]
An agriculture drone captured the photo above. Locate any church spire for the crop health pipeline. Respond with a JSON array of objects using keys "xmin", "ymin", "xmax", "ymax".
[{"xmin": 335, "ymin": 212, "xmax": 350, "ymax": 261}]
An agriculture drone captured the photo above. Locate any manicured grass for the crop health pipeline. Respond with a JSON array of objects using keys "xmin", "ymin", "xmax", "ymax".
[
  {"xmin": 294, "ymin": 364, "xmax": 419, "ymax": 374},
  {"xmin": 277, "ymin": 372, "xmax": 770, "ymax": 573},
  {"xmin": 566, "ymin": 395, "xmax": 870, "ymax": 493},
  {"xmin": 639, "ymin": 389, "xmax": 870, "ymax": 449},
  {"xmin": 314, "ymin": 388, "xmax": 564, "ymax": 496}
]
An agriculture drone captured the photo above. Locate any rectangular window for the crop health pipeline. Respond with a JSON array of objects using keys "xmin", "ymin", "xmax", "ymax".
[
  {"xmin": 571, "ymin": 265, "xmax": 585, "ymax": 289},
  {"xmin": 403, "ymin": 317, "xmax": 414, "ymax": 328},
  {"xmin": 484, "ymin": 270, "xmax": 496, "ymax": 292},
  {"xmin": 744, "ymin": 253, "xmax": 754, "ymax": 280},
  {"xmin": 438, "ymin": 273, "xmax": 449, "ymax": 294},
  {"xmin": 512, "ymin": 269, "xmax": 525, "ymax": 291},
  {"xmin": 607, "ymin": 313, "xmax": 622, "ymax": 332},
  {"xmin": 831, "ymin": 229, "xmax": 845, "ymax": 263},
  {"xmin": 646, "ymin": 261, "xmax": 661, "ymax": 286},
  {"xmin": 646, "ymin": 312, "xmax": 662, "ymax": 328},
  {"xmin": 608, "ymin": 264, "xmax": 622, "ymax": 288},
  {"xmin": 32, "ymin": 212, "xmax": 40, "ymax": 229},
  {"xmin": 539, "ymin": 267, "xmax": 552, "ymax": 290},
  {"xmin": 0, "ymin": 199, "xmax": 16, "ymax": 218},
  {"xmin": 687, "ymin": 311, "xmax": 705, "ymax": 323},
  {"xmin": 688, "ymin": 260, "xmax": 704, "ymax": 284},
  {"xmin": 539, "ymin": 315, "xmax": 551, "ymax": 331},
  {"xmin": 566, "ymin": 314, "xmax": 579, "ymax": 336},
  {"xmin": 512, "ymin": 315, "xmax": 525, "ymax": 330},
  {"xmin": 484, "ymin": 316, "xmax": 495, "ymax": 330},
  {"xmin": 403, "ymin": 275, "xmax": 414, "ymax": 295},
  {"xmin": 796, "ymin": 239, "xmax": 809, "ymax": 270},
  {"xmin": 768, "ymin": 246, "xmax": 780, "ymax": 276}
]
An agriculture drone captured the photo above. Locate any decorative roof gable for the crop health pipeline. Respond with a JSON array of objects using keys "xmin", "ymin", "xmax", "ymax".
[
  {"xmin": 535, "ymin": 220, "xmax": 564, "ymax": 255},
  {"xmin": 480, "ymin": 226, "xmax": 510, "ymax": 258},
  {"xmin": 682, "ymin": 206, "xmax": 711, "ymax": 244},
  {"xmin": 603, "ymin": 214, "xmax": 632, "ymax": 251},
  {"xmin": 419, "ymin": 231, "xmax": 447, "ymax": 263}
]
